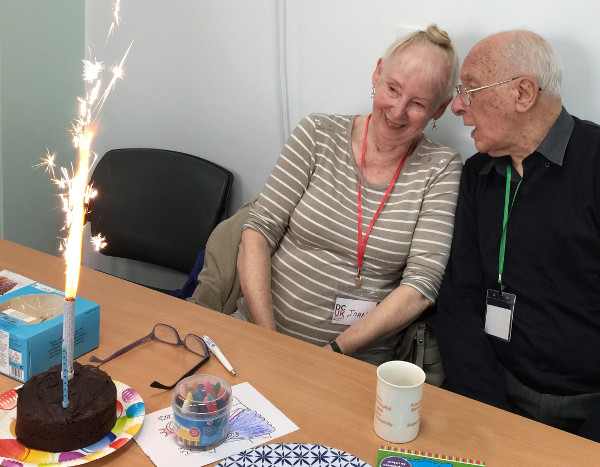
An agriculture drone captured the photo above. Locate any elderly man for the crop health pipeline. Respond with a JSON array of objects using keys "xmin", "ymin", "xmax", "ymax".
[{"xmin": 437, "ymin": 30, "xmax": 600, "ymax": 442}]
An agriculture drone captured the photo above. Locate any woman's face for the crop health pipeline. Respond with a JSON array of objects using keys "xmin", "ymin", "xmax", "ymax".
[{"xmin": 371, "ymin": 44, "xmax": 450, "ymax": 148}]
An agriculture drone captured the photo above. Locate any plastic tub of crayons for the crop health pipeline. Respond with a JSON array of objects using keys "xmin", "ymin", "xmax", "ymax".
[{"xmin": 172, "ymin": 374, "xmax": 232, "ymax": 450}]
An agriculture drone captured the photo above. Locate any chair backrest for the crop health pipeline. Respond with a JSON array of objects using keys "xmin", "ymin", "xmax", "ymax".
[{"xmin": 87, "ymin": 148, "xmax": 233, "ymax": 275}]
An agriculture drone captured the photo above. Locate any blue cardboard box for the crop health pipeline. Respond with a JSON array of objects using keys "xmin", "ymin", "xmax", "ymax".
[{"xmin": 0, "ymin": 270, "xmax": 100, "ymax": 382}]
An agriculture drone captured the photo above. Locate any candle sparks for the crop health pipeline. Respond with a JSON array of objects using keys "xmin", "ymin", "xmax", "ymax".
[
  {"xmin": 64, "ymin": 130, "xmax": 93, "ymax": 299},
  {"xmin": 93, "ymin": 42, "xmax": 132, "ymax": 117},
  {"xmin": 106, "ymin": 0, "xmax": 121, "ymax": 42},
  {"xmin": 91, "ymin": 234, "xmax": 107, "ymax": 252},
  {"xmin": 34, "ymin": 149, "xmax": 57, "ymax": 178},
  {"xmin": 34, "ymin": 12, "xmax": 131, "ymax": 290},
  {"xmin": 83, "ymin": 59, "xmax": 103, "ymax": 83}
]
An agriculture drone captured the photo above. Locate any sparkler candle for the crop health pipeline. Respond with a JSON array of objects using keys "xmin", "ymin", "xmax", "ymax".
[
  {"xmin": 62, "ymin": 298, "xmax": 75, "ymax": 379},
  {"xmin": 61, "ymin": 130, "xmax": 92, "ymax": 407},
  {"xmin": 37, "ymin": 1, "xmax": 131, "ymax": 408}
]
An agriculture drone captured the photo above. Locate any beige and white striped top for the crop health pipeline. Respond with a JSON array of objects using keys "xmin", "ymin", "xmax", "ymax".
[{"xmin": 239, "ymin": 114, "xmax": 462, "ymax": 361}]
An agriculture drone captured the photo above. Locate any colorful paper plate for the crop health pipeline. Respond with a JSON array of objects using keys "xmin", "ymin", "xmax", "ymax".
[
  {"xmin": 0, "ymin": 380, "xmax": 144, "ymax": 466},
  {"xmin": 216, "ymin": 443, "xmax": 371, "ymax": 467}
]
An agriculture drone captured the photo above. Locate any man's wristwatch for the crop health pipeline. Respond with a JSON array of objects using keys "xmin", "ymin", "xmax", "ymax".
[{"xmin": 329, "ymin": 339, "xmax": 343, "ymax": 354}]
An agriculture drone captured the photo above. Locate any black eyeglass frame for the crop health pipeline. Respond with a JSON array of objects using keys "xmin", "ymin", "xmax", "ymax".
[{"xmin": 89, "ymin": 323, "xmax": 210, "ymax": 390}]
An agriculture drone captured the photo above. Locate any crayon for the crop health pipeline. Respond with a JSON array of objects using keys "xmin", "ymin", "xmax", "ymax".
[
  {"xmin": 202, "ymin": 395, "xmax": 213, "ymax": 413},
  {"xmin": 205, "ymin": 393, "xmax": 217, "ymax": 412},
  {"xmin": 204, "ymin": 380, "xmax": 216, "ymax": 398},
  {"xmin": 181, "ymin": 391, "xmax": 193, "ymax": 412},
  {"xmin": 197, "ymin": 396, "xmax": 208, "ymax": 413}
]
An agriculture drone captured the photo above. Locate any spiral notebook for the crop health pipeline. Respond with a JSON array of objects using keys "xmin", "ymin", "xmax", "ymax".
[{"xmin": 377, "ymin": 446, "xmax": 485, "ymax": 466}]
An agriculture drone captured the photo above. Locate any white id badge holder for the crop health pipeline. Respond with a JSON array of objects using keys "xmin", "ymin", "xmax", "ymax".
[
  {"xmin": 333, "ymin": 285, "xmax": 387, "ymax": 326},
  {"xmin": 485, "ymin": 289, "xmax": 516, "ymax": 341}
]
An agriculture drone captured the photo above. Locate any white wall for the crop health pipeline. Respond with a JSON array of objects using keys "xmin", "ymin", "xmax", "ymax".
[{"xmin": 3, "ymin": 1, "xmax": 599, "ymax": 289}]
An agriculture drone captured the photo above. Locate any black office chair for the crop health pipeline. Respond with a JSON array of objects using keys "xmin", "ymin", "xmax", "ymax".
[{"xmin": 85, "ymin": 148, "xmax": 233, "ymax": 293}]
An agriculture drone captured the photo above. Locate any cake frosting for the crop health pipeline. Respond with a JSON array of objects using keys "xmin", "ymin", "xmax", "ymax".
[{"xmin": 15, "ymin": 361, "xmax": 117, "ymax": 452}]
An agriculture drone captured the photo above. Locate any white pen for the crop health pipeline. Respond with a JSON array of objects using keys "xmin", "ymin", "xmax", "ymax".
[{"xmin": 203, "ymin": 335, "xmax": 236, "ymax": 376}]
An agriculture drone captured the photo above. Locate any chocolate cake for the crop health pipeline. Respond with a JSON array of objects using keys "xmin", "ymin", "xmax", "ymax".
[{"xmin": 15, "ymin": 361, "xmax": 117, "ymax": 452}]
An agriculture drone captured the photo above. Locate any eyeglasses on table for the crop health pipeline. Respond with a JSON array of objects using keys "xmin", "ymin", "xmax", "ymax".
[{"xmin": 89, "ymin": 323, "xmax": 210, "ymax": 390}]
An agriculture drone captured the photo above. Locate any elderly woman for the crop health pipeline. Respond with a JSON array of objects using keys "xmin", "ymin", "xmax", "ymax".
[{"xmin": 236, "ymin": 24, "xmax": 462, "ymax": 365}]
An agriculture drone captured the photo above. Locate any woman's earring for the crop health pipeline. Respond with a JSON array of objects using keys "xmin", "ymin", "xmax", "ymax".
[
  {"xmin": 432, "ymin": 119, "xmax": 438, "ymax": 131},
  {"xmin": 371, "ymin": 86, "xmax": 375, "ymax": 99}
]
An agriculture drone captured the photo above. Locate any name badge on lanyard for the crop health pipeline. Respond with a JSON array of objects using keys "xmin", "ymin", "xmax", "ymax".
[
  {"xmin": 485, "ymin": 163, "xmax": 521, "ymax": 342},
  {"xmin": 333, "ymin": 284, "xmax": 386, "ymax": 326},
  {"xmin": 485, "ymin": 289, "xmax": 516, "ymax": 341}
]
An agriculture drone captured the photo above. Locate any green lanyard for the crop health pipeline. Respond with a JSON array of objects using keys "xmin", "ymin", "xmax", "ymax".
[{"xmin": 498, "ymin": 165, "xmax": 522, "ymax": 290}]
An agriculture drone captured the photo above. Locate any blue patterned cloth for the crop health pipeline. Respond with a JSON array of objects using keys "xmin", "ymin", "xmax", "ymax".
[{"xmin": 217, "ymin": 443, "xmax": 371, "ymax": 467}]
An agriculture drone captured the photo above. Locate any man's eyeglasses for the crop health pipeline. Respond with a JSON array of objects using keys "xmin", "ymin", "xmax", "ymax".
[
  {"xmin": 89, "ymin": 323, "xmax": 210, "ymax": 390},
  {"xmin": 455, "ymin": 77, "xmax": 520, "ymax": 107}
]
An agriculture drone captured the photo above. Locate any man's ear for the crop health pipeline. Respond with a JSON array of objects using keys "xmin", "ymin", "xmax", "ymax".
[
  {"xmin": 515, "ymin": 76, "xmax": 540, "ymax": 112},
  {"xmin": 432, "ymin": 97, "xmax": 452, "ymax": 120}
]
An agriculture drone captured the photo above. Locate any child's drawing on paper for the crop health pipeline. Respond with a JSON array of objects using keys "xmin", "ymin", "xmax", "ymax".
[
  {"xmin": 226, "ymin": 396, "xmax": 275, "ymax": 441},
  {"xmin": 159, "ymin": 419, "xmax": 175, "ymax": 437}
]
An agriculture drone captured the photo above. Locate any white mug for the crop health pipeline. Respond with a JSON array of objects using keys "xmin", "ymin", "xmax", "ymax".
[{"xmin": 374, "ymin": 360, "xmax": 425, "ymax": 443}]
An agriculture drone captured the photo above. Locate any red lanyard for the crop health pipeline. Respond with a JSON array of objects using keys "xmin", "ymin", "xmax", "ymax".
[{"xmin": 356, "ymin": 114, "xmax": 409, "ymax": 287}]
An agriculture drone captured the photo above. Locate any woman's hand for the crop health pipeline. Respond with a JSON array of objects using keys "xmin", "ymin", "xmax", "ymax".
[{"xmin": 237, "ymin": 228, "xmax": 277, "ymax": 330}]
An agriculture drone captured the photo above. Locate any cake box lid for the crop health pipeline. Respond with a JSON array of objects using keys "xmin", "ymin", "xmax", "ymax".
[{"xmin": 0, "ymin": 270, "xmax": 98, "ymax": 338}]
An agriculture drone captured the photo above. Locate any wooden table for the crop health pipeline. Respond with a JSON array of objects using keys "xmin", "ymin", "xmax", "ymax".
[{"xmin": 1, "ymin": 238, "xmax": 599, "ymax": 466}]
